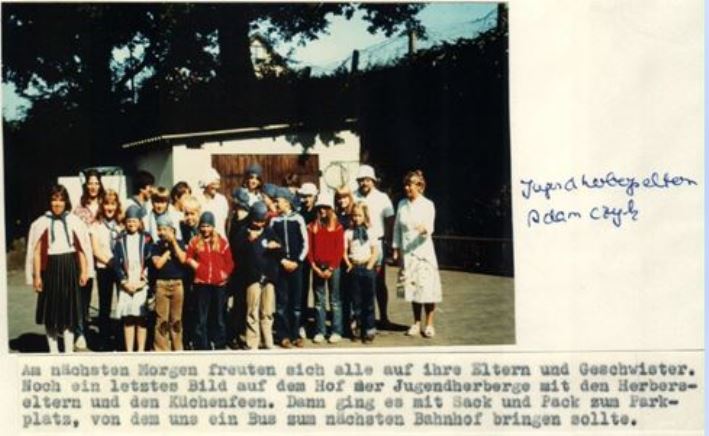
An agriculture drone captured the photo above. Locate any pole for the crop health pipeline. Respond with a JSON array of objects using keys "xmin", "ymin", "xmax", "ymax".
[{"xmin": 351, "ymin": 50, "xmax": 360, "ymax": 74}]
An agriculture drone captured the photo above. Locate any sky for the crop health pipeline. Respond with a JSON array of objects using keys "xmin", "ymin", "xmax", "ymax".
[{"xmin": 2, "ymin": 3, "xmax": 498, "ymax": 122}]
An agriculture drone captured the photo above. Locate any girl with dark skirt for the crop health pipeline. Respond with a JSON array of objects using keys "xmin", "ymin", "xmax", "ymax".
[{"xmin": 25, "ymin": 185, "xmax": 91, "ymax": 353}]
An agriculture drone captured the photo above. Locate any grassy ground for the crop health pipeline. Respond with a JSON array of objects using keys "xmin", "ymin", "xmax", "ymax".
[{"xmin": 6, "ymin": 264, "xmax": 515, "ymax": 352}]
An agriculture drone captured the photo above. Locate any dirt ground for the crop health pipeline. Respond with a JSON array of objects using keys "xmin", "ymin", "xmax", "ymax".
[{"xmin": 6, "ymin": 265, "xmax": 514, "ymax": 352}]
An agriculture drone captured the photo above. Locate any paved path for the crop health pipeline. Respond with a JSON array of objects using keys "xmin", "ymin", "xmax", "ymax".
[{"xmin": 6, "ymin": 266, "xmax": 514, "ymax": 352}]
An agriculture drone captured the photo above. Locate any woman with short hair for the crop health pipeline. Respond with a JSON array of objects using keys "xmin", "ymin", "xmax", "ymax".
[{"xmin": 393, "ymin": 170, "xmax": 442, "ymax": 338}]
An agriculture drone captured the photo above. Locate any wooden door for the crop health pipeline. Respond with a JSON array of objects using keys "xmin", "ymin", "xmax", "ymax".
[{"xmin": 212, "ymin": 154, "xmax": 320, "ymax": 200}]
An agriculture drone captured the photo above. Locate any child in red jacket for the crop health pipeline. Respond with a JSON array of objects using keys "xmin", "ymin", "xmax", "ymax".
[
  {"xmin": 307, "ymin": 194, "xmax": 345, "ymax": 344},
  {"xmin": 185, "ymin": 211, "xmax": 234, "ymax": 349}
]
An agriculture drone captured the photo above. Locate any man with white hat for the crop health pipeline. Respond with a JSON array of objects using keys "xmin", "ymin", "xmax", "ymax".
[
  {"xmin": 197, "ymin": 167, "xmax": 229, "ymax": 237},
  {"xmin": 353, "ymin": 164, "xmax": 395, "ymax": 329}
]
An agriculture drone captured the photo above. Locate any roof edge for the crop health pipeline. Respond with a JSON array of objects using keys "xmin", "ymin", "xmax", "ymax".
[{"xmin": 121, "ymin": 119, "xmax": 358, "ymax": 150}]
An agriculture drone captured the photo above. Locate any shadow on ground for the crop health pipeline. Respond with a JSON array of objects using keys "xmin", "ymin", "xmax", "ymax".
[{"xmin": 9, "ymin": 333, "xmax": 49, "ymax": 353}]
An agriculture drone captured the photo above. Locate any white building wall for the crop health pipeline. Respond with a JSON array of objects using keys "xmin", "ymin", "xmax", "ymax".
[
  {"xmin": 134, "ymin": 148, "xmax": 173, "ymax": 191},
  {"xmin": 171, "ymin": 129, "xmax": 361, "ymax": 195}
]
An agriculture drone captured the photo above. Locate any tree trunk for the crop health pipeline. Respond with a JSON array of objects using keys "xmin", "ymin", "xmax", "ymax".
[
  {"xmin": 87, "ymin": 14, "xmax": 116, "ymax": 164},
  {"xmin": 216, "ymin": 5, "xmax": 256, "ymax": 102}
]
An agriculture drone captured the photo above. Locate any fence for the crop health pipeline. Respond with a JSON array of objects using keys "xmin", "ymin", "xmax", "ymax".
[{"xmin": 432, "ymin": 235, "xmax": 514, "ymax": 277}]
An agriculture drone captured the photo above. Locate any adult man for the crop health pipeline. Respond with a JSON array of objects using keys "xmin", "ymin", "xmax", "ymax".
[{"xmin": 353, "ymin": 165, "xmax": 395, "ymax": 329}]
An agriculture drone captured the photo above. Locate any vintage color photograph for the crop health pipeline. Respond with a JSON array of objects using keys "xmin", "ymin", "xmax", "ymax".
[{"xmin": 3, "ymin": 2, "xmax": 513, "ymax": 352}]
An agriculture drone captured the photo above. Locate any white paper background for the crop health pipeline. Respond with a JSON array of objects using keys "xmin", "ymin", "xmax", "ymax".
[{"xmin": 511, "ymin": 0, "xmax": 704, "ymax": 351}]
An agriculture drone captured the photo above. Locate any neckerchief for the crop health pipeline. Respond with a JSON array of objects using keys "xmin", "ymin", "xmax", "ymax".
[
  {"xmin": 121, "ymin": 232, "xmax": 146, "ymax": 278},
  {"xmin": 352, "ymin": 225, "xmax": 368, "ymax": 243},
  {"xmin": 104, "ymin": 219, "xmax": 119, "ymax": 250},
  {"xmin": 44, "ymin": 211, "xmax": 71, "ymax": 246}
]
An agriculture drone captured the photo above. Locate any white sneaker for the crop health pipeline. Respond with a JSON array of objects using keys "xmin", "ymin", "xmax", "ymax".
[
  {"xmin": 74, "ymin": 335, "xmax": 88, "ymax": 351},
  {"xmin": 406, "ymin": 323, "xmax": 421, "ymax": 336},
  {"xmin": 423, "ymin": 325, "xmax": 436, "ymax": 338},
  {"xmin": 299, "ymin": 327, "xmax": 306, "ymax": 339},
  {"xmin": 313, "ymin": 333, "xmax": 325, "ymax": 344},
  {"xmin": 328, "ymin": 333, "xmax": 342, "ymax": 344}
]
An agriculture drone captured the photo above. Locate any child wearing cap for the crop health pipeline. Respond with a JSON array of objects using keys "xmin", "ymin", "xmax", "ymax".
[
  {"xmin": 297, "ymin": 181, "xmax": 318, "ymax": 339},
  {"xmin": 185, "ymin": 211, "xmax": 235, "ymax": 350},
  {"xmin": 233, "ymin": 201, "xmax": 283, "ymax": 349},
  {"xmin": 143, "ymin": 186, "xmax": 184, "ymax": 242},
  {"xmin": 270, "ymin": 188, "xmax": 309, "ymax": 348},
  {"xmin": 243, "ymin": 163, "xmax": 264, "ymax": 207},
  {"xmin": 261, "ymin": 183, "xmax": 280, "ymax": 217},
  {"xmin": 179, "ymin": 196, "xmax": 201, "ymax": 349},
  {"xmin": 226, "ymin": 187, "xmax": 252, "ymax": 349},
  {"xmin": 307, "ymin": 193, "xmax": 345, "ymax": 344},
  {"xmin": 113, "ymin": 205, "xmax": 154, "ymax": 352},
  {"xmin": 150, "ymin": 214, "xmax": 187, "ymax": 351},
  {"xmin": 298, "ymin": 182, "xmax": 318, "ymax": 225},
  {"xmin": 283, "ymin": 173, "xmax": 303, "ymax": 212}
]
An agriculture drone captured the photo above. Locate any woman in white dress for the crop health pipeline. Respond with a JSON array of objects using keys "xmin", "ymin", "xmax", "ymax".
[{"xmin": 392, "ymin": 170, "xmax": 442, "ymax": 338}]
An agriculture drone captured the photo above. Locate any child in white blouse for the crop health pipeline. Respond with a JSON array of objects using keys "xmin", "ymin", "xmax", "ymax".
[{"xmin": 343, "ymin": 202, "xmax": 378, "ymax": 343}]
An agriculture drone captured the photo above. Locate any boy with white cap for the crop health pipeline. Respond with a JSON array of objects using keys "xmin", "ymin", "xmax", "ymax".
[
  {"xmin": 353, "ymin": 164, "xmax": 395, "ymax": 329},
  {"xmin": 298, "ymin": 182, "xmax": 318, "ymax": 225},
  {"xmin": 297, "ymin": 181, "xmax": 318, "ymax": 339},
  {"xmin": 198, "ymin": 167, "xmax": 229, "ymax": 237}
]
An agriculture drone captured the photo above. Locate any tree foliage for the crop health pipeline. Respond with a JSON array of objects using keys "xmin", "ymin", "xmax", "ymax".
[{"xmin": 3, "ymin": 4, "xmax": 510, "ymax": 247}]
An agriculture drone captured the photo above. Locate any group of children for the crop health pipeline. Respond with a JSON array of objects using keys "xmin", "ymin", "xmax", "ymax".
[{"xmin": 26, "ymin": 163, "xmax": 401, "ymax": 352}]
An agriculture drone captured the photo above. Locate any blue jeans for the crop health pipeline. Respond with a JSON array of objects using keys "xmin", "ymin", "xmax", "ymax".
[
  {"xmin": 194, "ymin": 284, "xmax": 226, "ymax": 350},
  {"xmin": 313, "ymin": 267, "xmax": 342, "ymax": 336},
  {"xmin": 276, "ymin": 264, "xmax": 303, "ymax": 342},
  {"xmin": 349, "ymin": 266, "xmax": 376, "ymax": 337}
]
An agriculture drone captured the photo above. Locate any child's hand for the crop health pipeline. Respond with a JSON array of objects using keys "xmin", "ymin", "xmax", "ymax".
[
  {"xmin": 312, "ymin": 265, "xmax": 323, "ymax": 278},
  {"xmin": 281, "ymin": 259, "xmax": 297, "ymax": 272},
  {"xmin": 414, "ymin": 224, "xmax": 427, "ymax": 235},
  {"xmin": 122, "ymin": 283, "xmax": 135, "ymax": 294},
  {"xmin": 266, "ymin": 241, "xmax": 281, "ymax": 250},
  {"xmin": 33, "ymin": 276, "xmax": 43, "ymax": 293}
]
